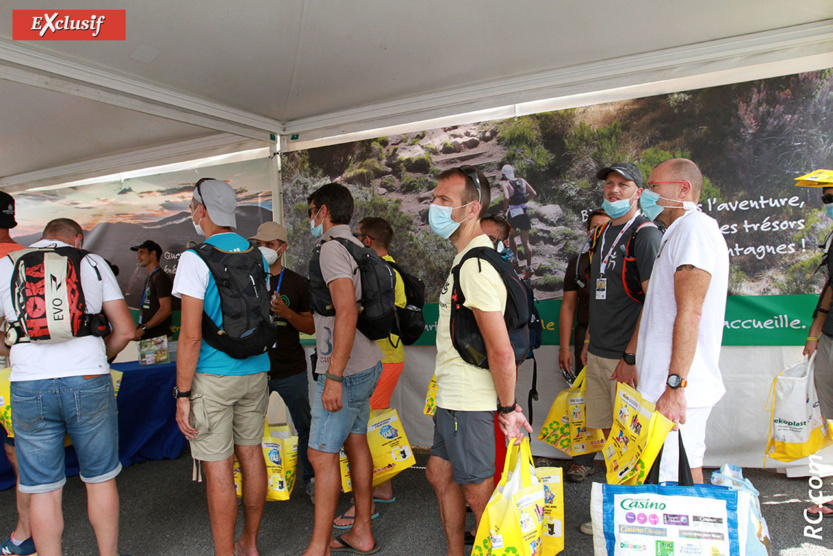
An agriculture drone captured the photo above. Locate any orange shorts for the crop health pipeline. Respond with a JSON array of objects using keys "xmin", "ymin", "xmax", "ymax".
[{"xmin": 370, "ymin": 362, "xmax": 405, "ymax": 410}]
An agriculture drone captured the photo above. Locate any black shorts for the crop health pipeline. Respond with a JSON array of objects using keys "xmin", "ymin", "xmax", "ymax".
[
  {"xmin": 431, "ymin": 408, "xmax": 496, "ymax": 484},
  {"xmin": 508, "ymin": 210, "xmax": 531, "ymax": 231}
]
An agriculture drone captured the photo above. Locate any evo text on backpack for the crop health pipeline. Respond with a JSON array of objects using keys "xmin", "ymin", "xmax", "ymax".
[
  {"xmin": 190, "ymin": 242, "xmax": 277, "ymax": 359},
  {"xmin": 450, "ymin": 246, "xmax": 530, "ymax": 369},
  {"xmin": 5, "ymin": 247, "xmax": 110, "ymax": 346},
  {"xmin": 309, "ymin": 237, "xmax": 396, "ymax": 341}
]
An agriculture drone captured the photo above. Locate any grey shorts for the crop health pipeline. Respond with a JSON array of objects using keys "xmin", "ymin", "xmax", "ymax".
[{"xmin": 431, "ymin": 408, "xmax": 495, "ymax": 484}]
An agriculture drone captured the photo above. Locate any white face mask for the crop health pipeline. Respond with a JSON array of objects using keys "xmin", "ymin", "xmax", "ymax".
[
  {"xmin": 192, "ymin": 207, "xmax": 205, "ymax": 237},
  {"xmin": 258, "ymin": 246, "xmax": 279, "ymax": 266}
]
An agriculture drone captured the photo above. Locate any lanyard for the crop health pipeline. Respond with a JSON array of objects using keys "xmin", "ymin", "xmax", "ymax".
[
  {"xmin": 139, "ymin": 266, "xmax": 161, "ymax": 324},
  {"xmin": 275, "ymin": 268, "xmax": 285, "ymax": 295},
  {"xmin": 599, "ymin": 214, "xmax": 639, "ymax": 276}
]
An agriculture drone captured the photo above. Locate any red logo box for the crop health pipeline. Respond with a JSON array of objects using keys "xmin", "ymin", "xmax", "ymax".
[{"xmin": 13, "ymin": 10, "xmax": 126, "ymax": 40}]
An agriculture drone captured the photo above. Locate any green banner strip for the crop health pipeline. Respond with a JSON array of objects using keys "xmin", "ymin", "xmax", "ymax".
[
  {"xmin": 411, "ymin": 294, "xmax": 817, "ymax": 347},
  {"xmin": 182, "ymin": 294, "xmax": 818, "ymax": 348}
]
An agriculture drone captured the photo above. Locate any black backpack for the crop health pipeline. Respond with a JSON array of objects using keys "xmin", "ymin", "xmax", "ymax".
[
  {"xmin": 309, "ymin": 237, "xmax": 396, "ymax": 341},
  {"xmin": 5, "ymin": 247, "xmax": 110, "ymax": 345},
  {"xmin": 586, "ymin": 217, "xmax": 660, "ymax": 304},
  {"xmin": 385, "ymin": 260, "xmax": 426, "ymax": 346},
  {"xmin": 449, "ymin": 247, "xmax": 530, "ymax": 369},
  {"xmin": 190, "ymin": 242, "xmax": 277, "ymax": 359},
  {"xmin": 509, "ymin": 178, "xmax": 530, "ymax": 205}
]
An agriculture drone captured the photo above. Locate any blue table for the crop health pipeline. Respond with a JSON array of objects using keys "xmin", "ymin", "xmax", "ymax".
[{"xmin": 0, "ymin": 361, "xmax": 186, "ymax": 490}]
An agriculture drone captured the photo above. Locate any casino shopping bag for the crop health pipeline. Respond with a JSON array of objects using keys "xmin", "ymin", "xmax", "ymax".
[
  {"xmin": 603, "ymin": 383, "xmax": 674, "ymax": 485},
  {"xmin": 340, "ymin": 408, "xmax": 416, "ymax": 492},
  {"xmin": 472, "ymin": 438, "xmax": 545, "ymax": 556},
  {"xmin": 537, "ymin": 368, "xmax": 604, "ymax": 456},
  {"xmin": 591, "ymin": 439, "xmax": 746, "ymax": 556},
  {"xmin": 234, "ymin": 422, "xmax": 298, "ymax": 501},
  {"xmin": 765, "ymin": 352, "xmax": 833, "ymax": 463}
]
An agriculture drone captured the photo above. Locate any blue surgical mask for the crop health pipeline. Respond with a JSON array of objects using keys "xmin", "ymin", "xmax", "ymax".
[
  {"xmin": 429, "ymin": 202, "xmax": 472, "ymax": 239},
  {"xmin": 602, "ymin": 191, "xmax": 636, "ymax": 219},
  {"xmin": 640, "ymin": 190, "xmax": 697, "ymax": 221},
  {"xmin": 310, "ymin": 210, "xmax": 323, "ymax": 238},
  {"xmin": 825, "ymin": 203, "xmax": 833, "ymax": 220}
]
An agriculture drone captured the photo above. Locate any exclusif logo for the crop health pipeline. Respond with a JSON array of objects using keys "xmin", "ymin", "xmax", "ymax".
[{"xmin": 13, "ymin": 10, "xmax": 126, "ymax": 40}]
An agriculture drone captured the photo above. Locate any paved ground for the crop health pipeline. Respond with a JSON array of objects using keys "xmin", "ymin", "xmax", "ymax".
[{"xmin": 0, "ymin": 448, "xmax": 831, "ymax": 555}]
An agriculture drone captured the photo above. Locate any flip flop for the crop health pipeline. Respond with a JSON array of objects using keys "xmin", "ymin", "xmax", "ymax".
[
  {"xmin": 349, "ymin": 496, "xmax": 396, "ymax": 505},
  {"xmin": 333, "ymin": 510, "xmax": 380, "ymax": 530},
  {"xmin": 330, "ymin": 535, "xmax": 380, "ymax": 554},
  {"xmin": 806, "ymin": 502, "xmax": 833, "ymax": 518}
]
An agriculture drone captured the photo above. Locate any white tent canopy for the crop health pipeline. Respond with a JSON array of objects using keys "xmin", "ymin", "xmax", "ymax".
[{"xmin": 0, "ymin": 0, "xmax": 832, "ymax": 191}]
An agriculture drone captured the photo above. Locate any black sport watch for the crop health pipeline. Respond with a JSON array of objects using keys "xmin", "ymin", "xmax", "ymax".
[
  {"xmin": 173, "ymin": 386, "xmax": 191, "ymax": 399},
  {"xmin": 622, "ymin": 352, "xmax": 636, "ymax": 366},
  {"xmin": 497, "ymin": 400, "xmax": 518, "ymax": 414}
]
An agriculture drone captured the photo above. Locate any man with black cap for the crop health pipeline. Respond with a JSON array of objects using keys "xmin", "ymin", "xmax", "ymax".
[
  {"xmin": 578, "ymin": 163, "xmax": 662, "ymax": 534},
  {"xmin": 172, "ymin": 178, "xmax": 270, "ymax": 556},
  {"xmin": 130, "ymin": 239, "xmax": 172, "ymax": 341}
]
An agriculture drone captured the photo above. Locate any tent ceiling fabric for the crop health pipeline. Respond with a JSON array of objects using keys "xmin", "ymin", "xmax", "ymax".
[{"xmin": 0, "ymin": 0, "xmax": 832, "ymax": 188}]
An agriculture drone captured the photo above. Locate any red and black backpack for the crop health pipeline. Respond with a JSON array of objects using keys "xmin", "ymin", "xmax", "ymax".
[{"xmin": 5, "ymin": 247, "xmax": 109, "ymax": 345}]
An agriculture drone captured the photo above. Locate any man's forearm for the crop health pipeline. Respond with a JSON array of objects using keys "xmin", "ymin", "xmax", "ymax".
[
  {"xmin": 490, "ymin": 354, "xmax": 517, "ymax": 408},
  {"xmin": 669, "ymin": 308, "xmax": 700, "ymax": 379},
  {"xmin": 142, "ymin": 307, "xmax": 171, "ymax": 331},
  {"xmin": 176, "ymin": 335, "xmax": 201, "ymax": 390},
  {"xmin": 284, "ymin": 310, "xmax": 315, "ymax": 335}
]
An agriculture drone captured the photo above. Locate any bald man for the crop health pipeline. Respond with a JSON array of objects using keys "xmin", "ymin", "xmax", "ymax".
[{"xmin": 635, "ymin": 158, "xmax": 729, "ymax": 484}]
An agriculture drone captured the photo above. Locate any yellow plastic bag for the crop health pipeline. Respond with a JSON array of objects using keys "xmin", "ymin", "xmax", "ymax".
[
  {"xmin": 765, "ymin": 353, "xmax": 833, "ymax": 463},
  {"xmin": 537, "ymin": 369, "xmax": 604, "ymax": 456},
  {"xmin": 0, "ymin": 367, "xmax": 124, "ymax": 442},
  {"xmin": 234, "ymin": 422, "xmax": 298, "ymax": 501},
  {"xmin": 602, "ymin": 383, "xmax": 674, "ymax": 485},
  {"xmin": 472, "ymin": 438, "xmax": 545, "ymax": 556},
  {"xmin": 340, "ymin": 408, "xmax": 416, "ymax": 492},
  {"xmin": 423, "ymin": 374, "xmax": 438, "ymax": 416},
  {"xmin": 536, "ymin": 467, "xmax": 564, "ymax": 556}
]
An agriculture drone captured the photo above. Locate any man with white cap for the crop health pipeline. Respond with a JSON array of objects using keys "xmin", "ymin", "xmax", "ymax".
[
  {"xmin": 500, "ymin": 164, "xmax": 537, "ymax": 279},
  {"xmin": 249, "ymin": 221, "xmax": 316, "ymax": 503},
  {"xmin": 173, "ymin": 178, "xmax": 270, "ymax": 556}
]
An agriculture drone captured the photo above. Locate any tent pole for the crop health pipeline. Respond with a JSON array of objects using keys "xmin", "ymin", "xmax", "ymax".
[{"xmin": 270, "ymin": 135, "xmax": 283, "ymax": 225}]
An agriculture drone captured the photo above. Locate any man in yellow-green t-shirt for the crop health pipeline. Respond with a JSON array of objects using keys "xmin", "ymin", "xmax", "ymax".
[{"xmin": 425, "ymin": 166, "xmax": 532, "ymax": 556}]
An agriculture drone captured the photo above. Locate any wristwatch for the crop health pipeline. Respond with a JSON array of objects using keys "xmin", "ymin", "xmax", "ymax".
[
  {"xmin": 497, "ymin": 400, "xmax": 518, "ymax": 414},
  {"xmin": 173, "ymin": 386, "xmax": 191, "ymax": 399},
  {"xmin": 324, "ymin": 371, "xmax": 344, "ymax": 383},
  {"xmin": 140, "ymin": 324, "xmax": 147, "ymax": 331},
  {"xmin": 666, "ymin": 374, "xmax": 688, "ymax": 389},
  {"xmin": 622, "ymin": 352, "xmax": 636, "ymax": 366}
]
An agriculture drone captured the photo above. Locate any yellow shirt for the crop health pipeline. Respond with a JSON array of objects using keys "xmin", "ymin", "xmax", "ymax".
[
  {"xmin": 435, "ymin": 235, "xmax": 507, "ymax": 411},
  {"xmin": 376, "ymin": 254, "xmax": 407, "ymax": 364}
]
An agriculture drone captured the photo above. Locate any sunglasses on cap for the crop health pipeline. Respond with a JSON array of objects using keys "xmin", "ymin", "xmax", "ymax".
[{"xmin": 458, "ymin": 165, "xmax": 482, "ymax": 204}]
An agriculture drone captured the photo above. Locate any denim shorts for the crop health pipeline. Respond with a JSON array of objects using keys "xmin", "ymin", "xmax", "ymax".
[
  {"xmin": 11, "ymin": 374, "xmax": 121, "ymax": 494},
  {"xmin": 308, "ymin": 362, "xmax": 382, "ymax": 454}
]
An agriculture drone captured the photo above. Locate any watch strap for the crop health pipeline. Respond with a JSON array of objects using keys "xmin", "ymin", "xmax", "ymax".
[
  {"xmin": 497, "ymin": 400, "xmax": 518, "ymax": 414},
  {"xmin": 325, "ymin": 371, "xmax": 344, "ymax": 383}
]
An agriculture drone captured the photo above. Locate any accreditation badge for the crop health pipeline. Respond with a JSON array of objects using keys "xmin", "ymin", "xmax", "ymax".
[{"xmin": 595, "ymin": 277, "xmax": 607, "ymax": 300}]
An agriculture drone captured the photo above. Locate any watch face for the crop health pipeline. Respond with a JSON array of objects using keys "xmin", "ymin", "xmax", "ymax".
[
  {"xmin": 667, "ymin": 375, "xmax": 682, "ymax": 388},
  {"xmin": 623, "ymin": 353, "xmax": 636, "ymax": 365}
]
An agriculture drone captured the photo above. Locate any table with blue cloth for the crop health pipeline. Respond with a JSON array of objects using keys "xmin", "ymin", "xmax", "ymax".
[{"xmin": 0, "ymin": 361, "xmax": 186, "ymax": 490}]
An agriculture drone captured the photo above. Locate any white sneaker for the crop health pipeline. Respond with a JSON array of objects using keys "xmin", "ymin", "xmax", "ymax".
[{"xmin": 580, "ymin": 521, "xmax": 594, "ymax": 535}]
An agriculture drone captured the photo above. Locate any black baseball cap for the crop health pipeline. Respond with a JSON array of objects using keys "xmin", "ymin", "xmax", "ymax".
[
  {"xmin": 0, "ymin": 191, "xmax": 17, "ymax": 229},
  {"xmin": 130, "ymin": 240, "xmax": 162, "ymax": 259},
  {"xmin": 596, "ymin": 162, "xmax": 643, "ymax": 189}
]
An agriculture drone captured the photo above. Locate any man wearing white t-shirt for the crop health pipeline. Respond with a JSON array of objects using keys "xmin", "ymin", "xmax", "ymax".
[
  {"xmin": 635, "ymin": 158, "xmax": 729, "ymax": 483},
  {"xmin": 172, "ymin": 179, "xmax": 270, "ymax": 556},
  {"xmin": 0, "ymin": 218, "xmax": 134, "ymax": 556}
]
